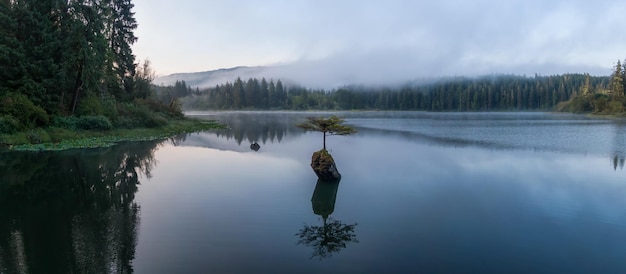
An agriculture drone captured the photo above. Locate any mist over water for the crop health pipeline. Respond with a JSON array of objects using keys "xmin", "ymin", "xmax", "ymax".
[{"xmin": 3, "ymin": 111, "xmax": 626, "ymax": 273}]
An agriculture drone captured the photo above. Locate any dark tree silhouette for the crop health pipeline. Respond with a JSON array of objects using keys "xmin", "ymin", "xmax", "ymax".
[
  {"xmin": 296, "ymin": 179, "xmax": 358, "ymax": 259},
  {"xmin": 0, "ymin": 140, "xmax": 161, "ymax": 273},
  {"xmin": 296, "ymin": 218, "xmax": 358, "ymax": 259},
  {"xmin": 297, "ymin": 116, "xmax": 356, "ymax": 150}
]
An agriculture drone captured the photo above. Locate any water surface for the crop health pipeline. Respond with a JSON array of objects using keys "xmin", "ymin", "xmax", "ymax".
[{"xmin": 2, "ymin": 111, "xmax": 626, "ymax": 273}]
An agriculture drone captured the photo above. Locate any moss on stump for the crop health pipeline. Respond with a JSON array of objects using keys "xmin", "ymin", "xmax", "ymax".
[{"xmin": 311, "ymin": 149, "xmax": 341, "ymax": 181}]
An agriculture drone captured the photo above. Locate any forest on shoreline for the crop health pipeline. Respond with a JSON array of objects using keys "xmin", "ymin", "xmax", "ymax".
[
  {"xmin": 174, "ymin": 74, "xmax": 607, "ymax": 111},
  {"xmin": 0, "ymin": 1, "xmax": 218, "ymax": 148},
  {"xmin": 162, "ymin": 59, "xmax": 626, "ymax": 114}
]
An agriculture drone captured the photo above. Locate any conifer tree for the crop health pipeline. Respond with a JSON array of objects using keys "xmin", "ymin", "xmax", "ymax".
[
  {"xmin": 611, "ymin": 60, "xmax": 624, "ymax": 97},
  {"xmin": 582, "ymin": 73, "xmax": 591, "ymax": 95},
  {"xmin": 107, "ymin": 0, "xmax": 138, "ymax": 99},
  {"xmin": 0, "ymin": 1, "xmax": 23, "ymax": 95}
]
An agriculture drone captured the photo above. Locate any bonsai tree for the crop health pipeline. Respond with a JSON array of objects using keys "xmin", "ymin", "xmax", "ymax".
[{"xmin": 297, "ymin": 116, "xmax": 356, "ymax": 150}]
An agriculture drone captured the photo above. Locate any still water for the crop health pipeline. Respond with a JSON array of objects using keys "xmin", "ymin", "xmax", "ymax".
[{"xmin": 2, "ymin": 111, "xmax": 626, "ymax": 273}]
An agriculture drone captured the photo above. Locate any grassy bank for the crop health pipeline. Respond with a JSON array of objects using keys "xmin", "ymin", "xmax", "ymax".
[{"xmin": 1, "ymin": 118, "xmax": 225, "ymax": 151}]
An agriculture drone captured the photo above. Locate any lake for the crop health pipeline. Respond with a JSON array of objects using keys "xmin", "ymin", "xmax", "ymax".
[{"xmin": 2, "ymin": 111, "xmax": 626, "ymax": 273}]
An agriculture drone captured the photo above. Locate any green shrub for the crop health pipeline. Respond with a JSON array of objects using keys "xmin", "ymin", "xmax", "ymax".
[
  {"xmin": 46, "ymin": 127, "xmax": 74, "ymax": 143},
  {"xmin": 0, "ymin": 115, "xmax": 20, "ymax": 134},
  {"xmin": 135, "ymin": 98, "xmax": 184, "ymax": 119},
  {"xmin": 557, "ymin": 95, "xmax": 592, "ymax": 113},
  {"xmin": 26, "ymin": 129, "xmax": 50, "ymax": 144},
  {"xmin": 52, "ymin": 116, "xmax": 79, "ymax": 130},
  {"xmin": 53, "ymin": 115, "xmax": 113, "ymax": 131},
  {"xmin": 608, "ymin": 100, "xmax": 624, "ymax": 113},
  {"xmin": 116, "ymin": 103, "xmax": 167, "ymax": 128},
  {"xmin": 76, "ymin": 92, "xmax": 105, "ymax": 116},
  {"xmin": 27, "ymin": 130, "xmax": 41, "ymax": 144},
  {"xmin": 591, "ymin": 95, "xmax": 609, "ymax": 113},
  {"xmin": 0, "ymin": 93, "xmax": 49, "ymax": 128},
  {"xmin": 76, "ymin": 115, "xmax": 113, "ymax": 131},
  {"xmin": 114, "ymin": 116, "xmax": 138, "ymax": 129}
]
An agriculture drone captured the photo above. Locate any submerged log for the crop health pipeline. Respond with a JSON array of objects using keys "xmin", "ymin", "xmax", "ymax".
[{"xmin": 310, "ymin": 149, "xmax": 341, "ymax": 181}]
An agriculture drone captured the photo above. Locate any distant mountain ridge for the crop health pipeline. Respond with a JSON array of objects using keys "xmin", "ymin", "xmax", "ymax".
[
  {"xmin": 154, "ymin": 66, "xmax": 282, "ymax": 88},
  {"xmin": 154, "ymin": 60, "xmax": 610, "ymax": 91}
]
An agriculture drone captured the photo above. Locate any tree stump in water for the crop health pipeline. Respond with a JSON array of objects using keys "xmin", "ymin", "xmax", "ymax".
[{"xmin": 310, "ymin": 149, "xmax": 341, "ymax": 181}]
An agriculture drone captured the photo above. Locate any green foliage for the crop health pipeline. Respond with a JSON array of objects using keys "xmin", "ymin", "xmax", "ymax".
[
  {"xmin": 27, "ymin": 129, "xmax": 43, "ymax": 144},
  {"xmin": 21, "ymin": 128, "xmax": 52, "ymax": 144},
  {"xmin": 74, "ymin": 92, "xmax": 119, "ymax": 123},
  {"xmin": 6, "ymin": 119, "xmax": 224, "ymax": 150},
  {"xmin": 0, "ymin": 92, "xmax": 49, "ymax": 128},
  {"xmin": 556, "ymin": 95, "xmax": 592, "ymax": 113},
  {"xmin": 591, "ymin": 94, "xmax": 609, "ymax": 113},
  {"xmin": 181, "ymin": 74, "xmax": 610, "ymax": 111},
  {"xmin": 136, "ymin": 98, "xmax": 184, "ymax": 119},
  {"xmin": 75, "ymin": 115, "xmax": 113, "ymax": 131},
  {"xmin": 297, "ymin": 116, "xmax": 357, "ymax": 136},
  {"xmin": 134, "ymin": 59, "xmax": 155, "ymax": 99},
  {"xmin": 0, "ymin": 0, "xmax": 146, "ymax": 120},
  {"xmin": 558, "ymin": 92, "xmax": 626, "ymax": 115},
  {"xmin": 76, "ymin": 92, "xmax": 106, "ymax": 116},
  {"xmin": 0, "ymin": 115, "xmax": 19, "ymax": 134},
  {"xmin": 611, "ymin": 60, "xmax": 625, "ymax": 97},
  {"xmin": 297, "ymin": 116, "xmax": 356, "ymax": 150},
  {"xmin": 51, "ymin": 116, "xmax": 79, "ymax": 130},
  {"xmin": 608, "ymin": 101, "xmax": 624, "ymax": 113},
  {"xmin": 116, "ymin": 102, "xmax": 168, "ymax": 128},
  {"xmin": 557, "ymin": 60, "xmax": 626, "ymax": 116}
]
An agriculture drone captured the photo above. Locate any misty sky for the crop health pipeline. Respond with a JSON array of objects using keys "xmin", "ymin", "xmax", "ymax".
[{"xmin": 133, "ymin": 0, "xmax": 626, "ymax": 85}]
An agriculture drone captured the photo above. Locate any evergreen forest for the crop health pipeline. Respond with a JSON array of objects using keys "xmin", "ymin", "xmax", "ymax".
[
  {"xmin": 0, "ymin": 0, "xmax": 181, "ymax": 139},
  {"xmin": 178, "ymin": 74, "xmax": 612, "ymax": 112}
]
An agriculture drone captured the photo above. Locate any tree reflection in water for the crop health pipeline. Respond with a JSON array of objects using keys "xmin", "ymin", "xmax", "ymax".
[
  {"xmin": 209, "ymin": 112, "xmax": 306, "ymax": 145},
  {"xmin": 0, "ymin": 140, "xmax": 162, "ymax": 273},
  {"xmin": 296, "ymin": 179, "xmax": 358, "ymax": 260}
]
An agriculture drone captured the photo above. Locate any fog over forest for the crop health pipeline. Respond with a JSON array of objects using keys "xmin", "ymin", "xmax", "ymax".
[{"xmin": 137, "ymin": 0, "xmax": 625, "ymax": 89}]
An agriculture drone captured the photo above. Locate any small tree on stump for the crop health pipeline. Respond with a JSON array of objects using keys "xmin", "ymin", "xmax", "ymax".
[{"xmin": 297, "ymin": 116, "xmax": 356, "ymax": 150}]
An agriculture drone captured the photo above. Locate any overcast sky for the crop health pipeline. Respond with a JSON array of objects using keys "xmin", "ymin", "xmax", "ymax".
[{"xmin": 133, "ymin": 0, "xmax": 626, "ymax": 85}]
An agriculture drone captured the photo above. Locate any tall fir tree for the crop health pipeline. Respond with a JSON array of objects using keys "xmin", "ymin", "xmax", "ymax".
[
  {"xmin": 0, "ymin": 0, "xmax": 24, "ymax": 95},
  {"xmin": 611, "ymin": 59, "xmax": 624, "ymax": 97},
  {"xmin": 66, "ymin": 0, "xmax": 109, "ymax": 114},
  {"xmin": 107, "ymin": 0, "xmax": 138, "ymax": 99},
  {"xmin": 11, "ymin": 0, "xmax": 70, "ymax": 112}
]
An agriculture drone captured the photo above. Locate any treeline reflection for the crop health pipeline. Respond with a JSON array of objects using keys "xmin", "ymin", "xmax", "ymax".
[
  {"xmin": 356, "ymin": 126, "xmax": 626, "ymax": 170},
  {"xmin": 0, "ymin": 140, "xmax": 162, "ymax": 273},
  {"xmin": 211, "ymin": 113, "xmax": 306, "ymax": 145},
  {"xmin": 613, "ymin": 154, "xmax": 625, "ymax": 170}
]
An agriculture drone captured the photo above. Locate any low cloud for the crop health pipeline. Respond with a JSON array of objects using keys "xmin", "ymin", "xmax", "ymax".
[{"xmin": 147, "ymin": 0, "xmax": 624, "ymax": 89}]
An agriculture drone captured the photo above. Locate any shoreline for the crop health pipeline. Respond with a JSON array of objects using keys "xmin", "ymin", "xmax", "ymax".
[{"xmin": 1, "ymin": 118, "xmax": 225, "ymax": 152}]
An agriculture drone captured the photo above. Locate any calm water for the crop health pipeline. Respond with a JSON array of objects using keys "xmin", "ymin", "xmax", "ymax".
[{"xmin": 2, "ymin": 111, "xmax": 626, "ymax": 273}]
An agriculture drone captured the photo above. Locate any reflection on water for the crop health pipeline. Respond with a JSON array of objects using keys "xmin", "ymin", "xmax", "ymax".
[
  {"xmin": 0, "ymin": 140, "xmax": 162, "ymax": 273},
  {"xmin": 5, "ymin": 112, "xmax": 626, "ymax": 273},
  {"xmin": 188, "ymin": 111, "xmax": 309, "ymax": 146},
  {"xmin": 184, "ymin": 111, "xmax": 626, "ymax": 171},
  {"xmin": 296, "ymin": 179, "xmax": 358, "ymax": 259},
  {"xmin": 612, "ymin": 154, "xmax": 626, "ymax": 170}
]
